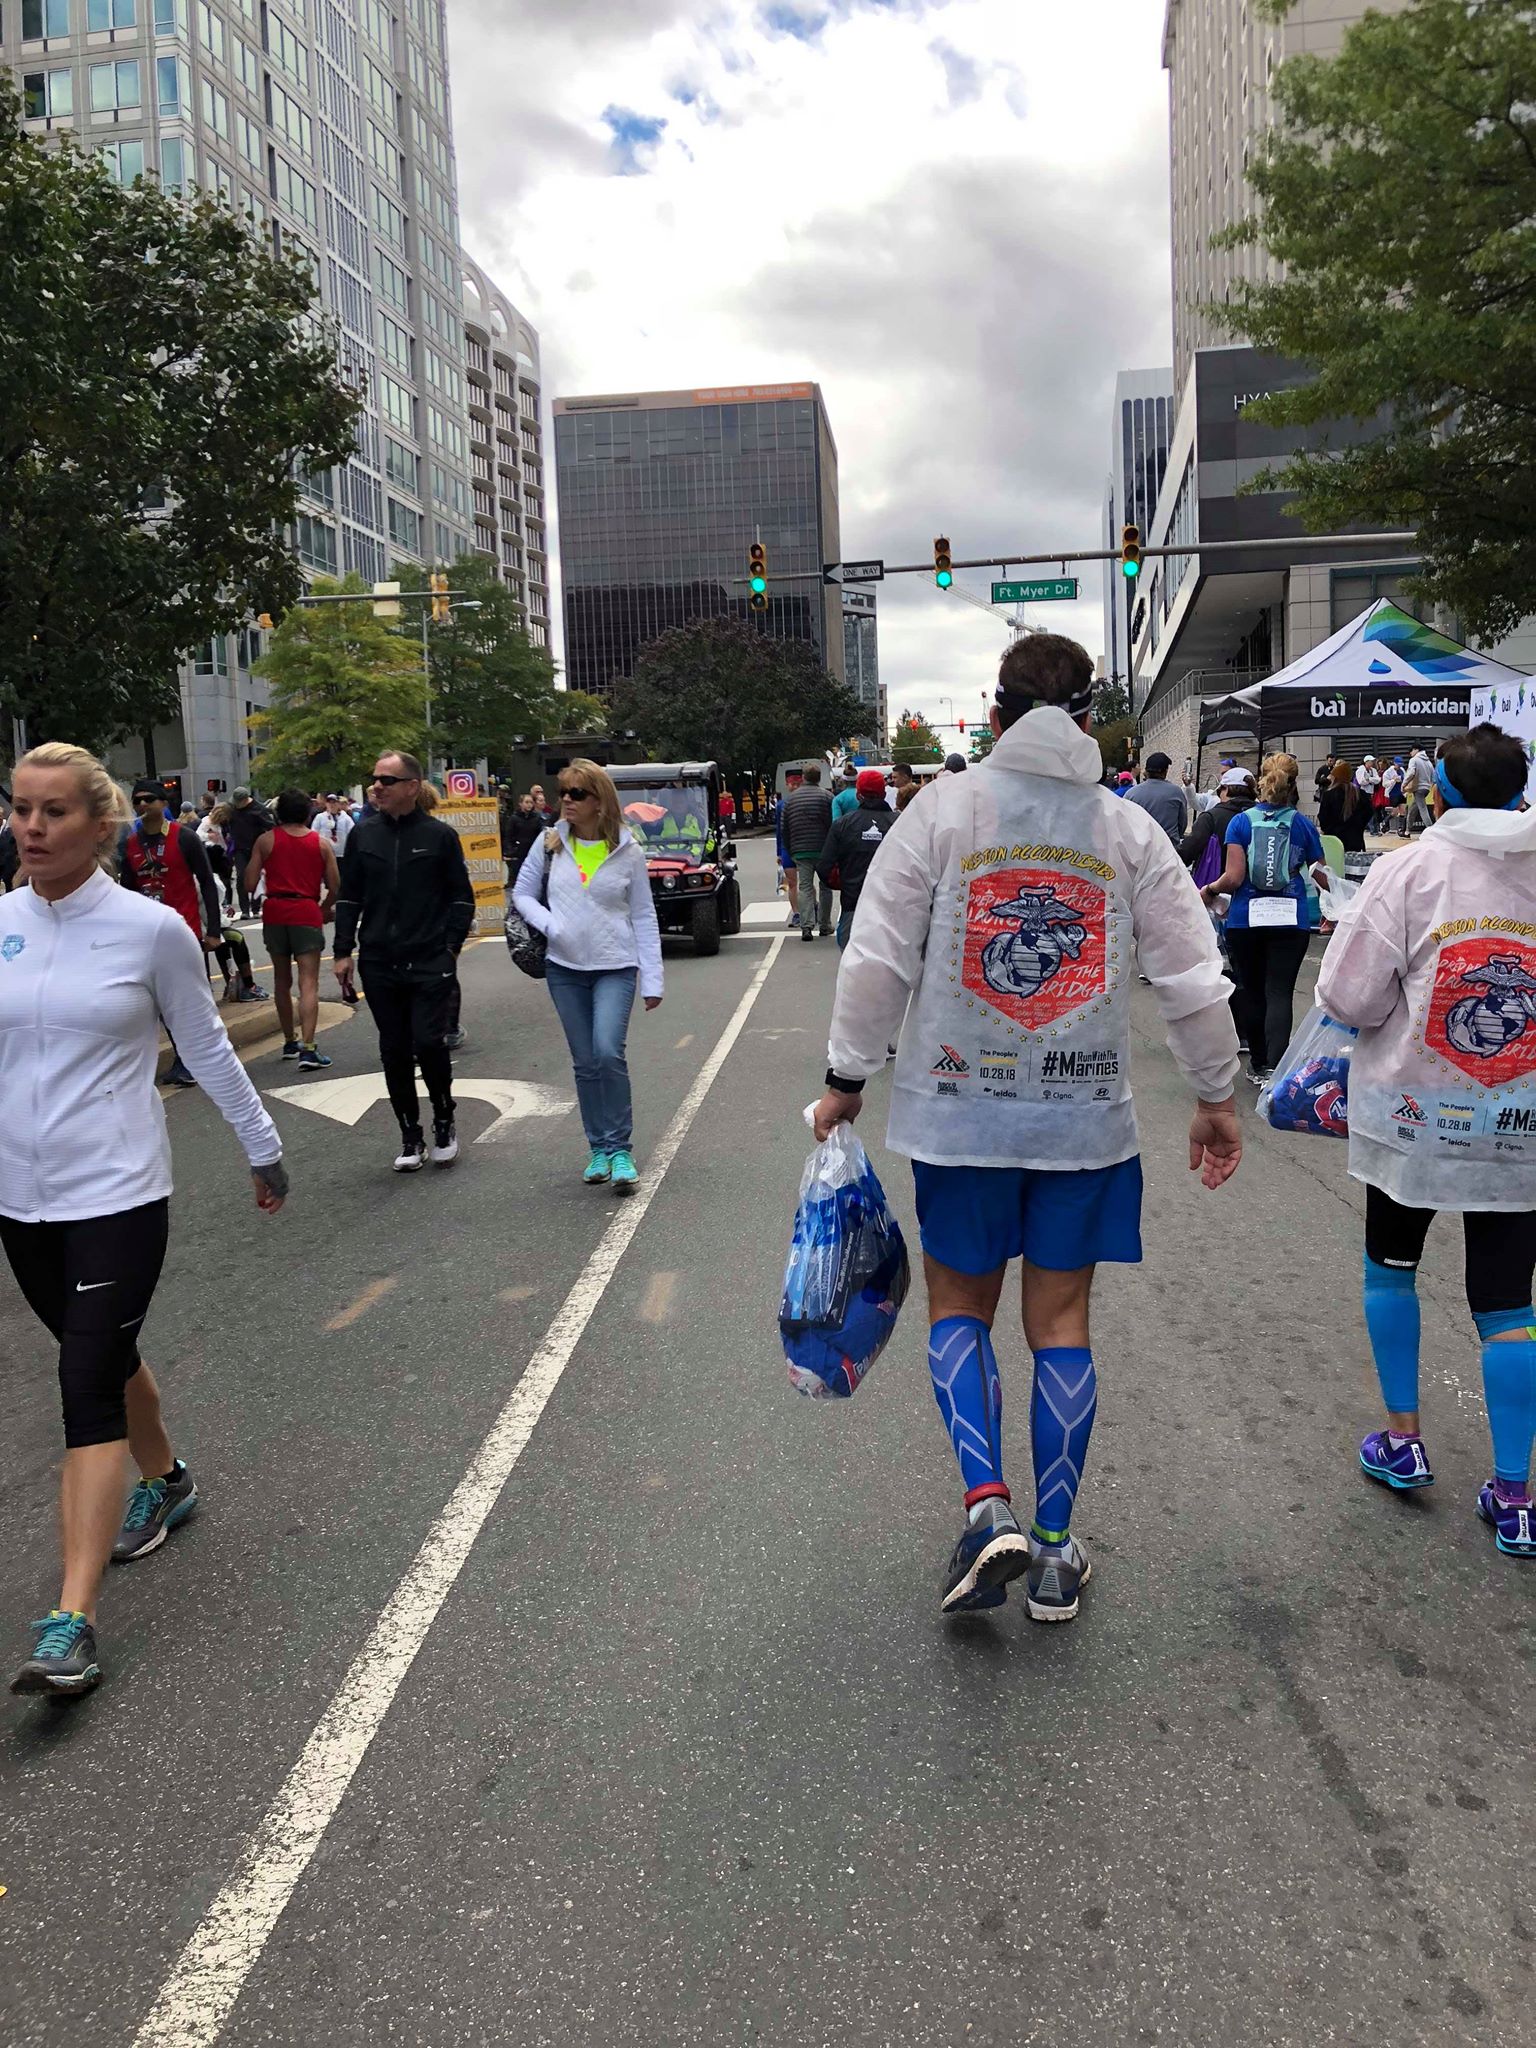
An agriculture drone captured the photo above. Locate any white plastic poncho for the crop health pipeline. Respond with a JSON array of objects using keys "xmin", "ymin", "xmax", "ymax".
[
  {"xmin": 1316, "ymin": 805, "xmax": 1536, "ymax": 1211},
  {"xmin": 826, "ymin": 706, "xmax": 1240, "ymax": 1170}
]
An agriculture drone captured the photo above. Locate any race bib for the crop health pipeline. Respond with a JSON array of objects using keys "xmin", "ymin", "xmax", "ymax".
[{"xmin": 1249, "ymin": 896, "xmax": 1299, "ymax": 929}]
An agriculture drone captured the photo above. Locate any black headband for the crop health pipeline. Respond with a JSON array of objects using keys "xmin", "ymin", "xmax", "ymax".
[{"xmin": 995, "ymin": 680, "xmax": 1096, "ymax": 721}]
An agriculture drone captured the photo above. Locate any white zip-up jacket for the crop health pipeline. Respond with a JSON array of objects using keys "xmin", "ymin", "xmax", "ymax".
[
  {"xmin": 513, "ymin": 823, "xmax": 664, "ymax": 1000},
  {"xmin": 0, "ymin": 867, "xmax": 281, "ymax": 1223},
  {"xmin": 1317, "ymin": 805, "xmax": 1536, "ymax": 1211},
  {"xmin": 827, "ymin": 706, "xmax": 1240, "ymax": 1169}
]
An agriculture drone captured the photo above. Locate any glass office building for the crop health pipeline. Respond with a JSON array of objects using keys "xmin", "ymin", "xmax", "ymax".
[
  {"xmin": 841, "ymin": 589, "xmax": 883, "ymax": 747},
  {"xmin": 5, "ymin": 0, "xmax": 475, "ymax": 794},
  {"xmin": 553, "ymin": 382, "xmax": 843, "ymax": 698}
]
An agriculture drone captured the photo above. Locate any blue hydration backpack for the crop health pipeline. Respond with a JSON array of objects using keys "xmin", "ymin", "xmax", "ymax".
[{"xmin": 1246, "ymin": 805, "xmax": 1298, "ymax": 895}]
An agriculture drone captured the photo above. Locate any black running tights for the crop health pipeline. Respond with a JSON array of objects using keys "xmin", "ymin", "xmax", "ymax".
[{"xmin": 0, "ymin": 1200, "xmax": 170, "ymax": 1447}]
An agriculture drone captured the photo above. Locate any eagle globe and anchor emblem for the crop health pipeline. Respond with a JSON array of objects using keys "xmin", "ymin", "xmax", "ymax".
[
  {"xmin": 979, "ymin": 887, "xmax": 1090, "ymax": 1001},
  {"xmin": 1445, "ymin": 952, "xmax": 1536, "ymax": 1060}
]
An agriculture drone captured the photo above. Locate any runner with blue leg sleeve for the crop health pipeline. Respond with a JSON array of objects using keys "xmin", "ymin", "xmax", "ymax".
[
  {"xmin": 810, "ymin": 633, "xmax": 1243, "ymax": 1624},
  {"xmin": 1318, "ymin": 722, "xmax": 1536, "ymax": 1560}
]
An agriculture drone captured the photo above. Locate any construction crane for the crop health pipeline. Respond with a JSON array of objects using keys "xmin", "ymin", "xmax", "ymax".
[{"xmin": 941, "ymin": 584, "xmax": 1039, "ymax": 637}]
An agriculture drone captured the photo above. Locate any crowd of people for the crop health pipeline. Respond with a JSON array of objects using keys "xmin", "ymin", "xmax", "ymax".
[{"xmin": 4, "ymin": 684, "xmax": 1532, "ymax": 1697}]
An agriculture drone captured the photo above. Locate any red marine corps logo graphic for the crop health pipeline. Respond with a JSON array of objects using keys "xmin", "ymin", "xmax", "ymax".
[
  {"xmin": 962, "ymin": 866, "xmax": 1107, "ymax": 1030},
  {"xmin": 1425, "ymin": 939, "xmax": 1536, "ymax": 1088}
]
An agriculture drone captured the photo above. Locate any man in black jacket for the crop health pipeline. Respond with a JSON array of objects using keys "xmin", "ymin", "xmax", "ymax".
[
  {"xmin": 780, "ymin": 763, "xmax": 834, "ymax": 942},
  {"xmin": 817, "ymin": 769, "xmax": 897, "ymax": 950},
  {"xmin": 228, "ymin": 786, "xmax": 274, "ymax": 919},
  {"xmin": 333, "ymin": 751, "xmax": 476, "ymax": 1172}
]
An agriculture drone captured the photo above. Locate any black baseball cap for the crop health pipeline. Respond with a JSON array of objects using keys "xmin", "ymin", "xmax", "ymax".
[{"xmin": 131, "ymin": 777, "xmax": 168, "ymax": 800}]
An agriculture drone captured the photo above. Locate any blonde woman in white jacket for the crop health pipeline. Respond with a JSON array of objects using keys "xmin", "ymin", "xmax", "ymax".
[
  {"xmin": 1317, "ymin": 722, "xmax": 1536, "ymax": 1559},
  {"xmin": 0, "ymin": 746, "xmax": 287, "ymax": 1696},
  {"xmin": 513, "ymin": 761, "xmax": 663, "ymax": 1194}
]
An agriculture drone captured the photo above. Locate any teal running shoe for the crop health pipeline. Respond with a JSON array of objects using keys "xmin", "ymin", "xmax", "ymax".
[
  {"xmin": 113, "ymin": 1459, "xmax": 198, "ymax": 1562},
  {"xmin": 583, "ymin": 1150, "xmax": 611, "ymax": 1184},
  {"xmin": 610, "ymin": 1150, "xmax": 639, "ymax": 1193},
  {"xmin": 10, "ymin": 1611, "xmax": 101, "ymax": 1697}
]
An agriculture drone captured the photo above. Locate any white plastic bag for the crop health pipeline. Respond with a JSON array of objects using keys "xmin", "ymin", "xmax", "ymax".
[
  {"xmin": 1318, "ymin": 874, "xmax": 1362, "ymax": 925},
  {"xmin": 1257, "ymin": 1005, "xmax": 1357, "ymax": 1139}
]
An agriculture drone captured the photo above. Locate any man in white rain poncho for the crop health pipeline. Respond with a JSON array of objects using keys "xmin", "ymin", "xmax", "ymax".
[{"xmin": 809, "ymin": 634, "xmax": 1243, "ymax": 1623}]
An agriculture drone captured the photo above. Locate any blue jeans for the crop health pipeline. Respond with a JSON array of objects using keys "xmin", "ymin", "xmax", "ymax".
[
  {"xmin": 836, "ymin": 904, "xmax": 855, "ymax": 950},
  {"xmin": 546, "ymin": 962, "xmax": 637, "ymax": 1154}
]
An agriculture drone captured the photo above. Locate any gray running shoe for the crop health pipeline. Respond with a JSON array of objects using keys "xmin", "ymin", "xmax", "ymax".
[
  {"xmin": 1025, "ymin": 1530, "xmax": 1092, "ymax": 1623},
  {"xmin": 113, "ymin": 1460, "xmax": 198, "ymax": 1562},
  {"xmin": 10, "ymin": 1610, "xmax": 101, "ymax": 1696}
]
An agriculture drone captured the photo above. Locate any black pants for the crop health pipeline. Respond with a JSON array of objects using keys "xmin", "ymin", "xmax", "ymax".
[
  {"xmin": 236, "ymin": 868, "xmax": 260, "ymax": 917},
  {"xmin": 363, "ymin": 956, "xmax": 456, "ymax": 1128},
  {"xmin": 1366, "ymin": 1185, "xmax": 1536, "ymax": 1317},
  {"xmin": 1225, "ymin": 926, "xmax": 1311, "ymax": 1071},
  {"xmin": 0, "ymin": 1201, "xmax": 170, "ymax": 1447}
]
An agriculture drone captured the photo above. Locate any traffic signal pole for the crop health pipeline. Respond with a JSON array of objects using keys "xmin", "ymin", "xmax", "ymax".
[{"xmin": 749, "ymin": 531, "xmax": 1418, "ymax": 584}]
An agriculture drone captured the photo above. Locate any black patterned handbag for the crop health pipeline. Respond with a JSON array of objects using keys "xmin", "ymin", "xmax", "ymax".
[{"xmin": 504, "ymin": 835, "xmax": 552, "ymax": 979}]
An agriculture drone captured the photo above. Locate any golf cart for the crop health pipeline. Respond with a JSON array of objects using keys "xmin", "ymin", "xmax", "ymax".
[{"xmin": 607, "ymin": 761, "xmax": 741, "ymax": 956}]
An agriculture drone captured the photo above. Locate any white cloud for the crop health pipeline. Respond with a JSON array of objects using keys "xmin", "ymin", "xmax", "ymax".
[{"xmin": 448, "ymin": 0, "xmax": 1171, "ymax": 729}]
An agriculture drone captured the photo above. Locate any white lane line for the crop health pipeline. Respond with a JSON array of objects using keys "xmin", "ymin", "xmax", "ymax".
[{"xmin": 132, "ymin": 935, "xmax": 787, "ymax": 2048}]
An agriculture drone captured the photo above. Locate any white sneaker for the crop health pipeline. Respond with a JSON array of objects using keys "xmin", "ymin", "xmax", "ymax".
[
  {"xmin": 393, "ymin": 1128, "xmax": 426, "ymax": 1172},
  {"xmin": 430, "ymin": 1117, "xmax": 458, "ymax": 1166}
]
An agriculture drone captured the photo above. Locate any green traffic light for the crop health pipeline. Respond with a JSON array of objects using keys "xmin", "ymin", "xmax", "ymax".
[
  {"xmin": 1121, "ymin": 559, "xmax": 1140, "ymax": 579},
  {"xmin": 751, "ymin": 576, "xmax": 767, "ymax": 594},
  {"xmin": 936, "ymin": 570, "xmax": 953, "ymax": 588}
]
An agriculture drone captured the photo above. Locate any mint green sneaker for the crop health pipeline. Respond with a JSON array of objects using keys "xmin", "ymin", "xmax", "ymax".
[
  {"xmin": 610, "ymin": 1150, "xmax": 639, "ymax": 1194},
  {"xmin": 583, "ymin": 1150, "xmax": 612, "ymax": 1184}
]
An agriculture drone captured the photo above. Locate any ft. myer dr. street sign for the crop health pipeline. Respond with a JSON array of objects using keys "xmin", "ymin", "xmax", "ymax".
[{"xmin": 992, "ymin": 577, "xmax": 1079, "ymax": 605}]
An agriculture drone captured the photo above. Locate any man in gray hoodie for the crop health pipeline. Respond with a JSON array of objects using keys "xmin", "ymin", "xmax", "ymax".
[{"xmin": 780, "ymin": 763, "xmax": 834, "ymax": 941}]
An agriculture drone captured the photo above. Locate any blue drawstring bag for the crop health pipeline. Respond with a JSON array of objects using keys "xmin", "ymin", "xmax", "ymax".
[
  {"xmin": 780, "ymin": 1117, "xmax": 910, "ymax": 1398},
  {"xmin": 1258, "ymin": 1005, "xmax": 1356, "ymax": 1139}
]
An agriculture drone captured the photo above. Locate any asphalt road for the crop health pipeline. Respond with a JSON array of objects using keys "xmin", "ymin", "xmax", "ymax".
[{"xmin": 1, "ymin": 837, "xmax": 1531, "ymax": 2047}]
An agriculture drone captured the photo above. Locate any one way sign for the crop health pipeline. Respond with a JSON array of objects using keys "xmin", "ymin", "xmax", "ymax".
[{"xmin": 824, "ymin": 559, "xmax": 884, "ymax": 585}]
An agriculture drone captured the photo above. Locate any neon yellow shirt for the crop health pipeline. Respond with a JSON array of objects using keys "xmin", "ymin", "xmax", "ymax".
[{"xmin": 572, "ymin": 837, "xmax": 610, "ymax": 887}]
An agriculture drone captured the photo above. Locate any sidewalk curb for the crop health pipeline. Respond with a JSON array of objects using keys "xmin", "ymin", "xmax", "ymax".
[{"xmin": 158, "ymin": 999, "xmax": 355, "ymax": 1077}]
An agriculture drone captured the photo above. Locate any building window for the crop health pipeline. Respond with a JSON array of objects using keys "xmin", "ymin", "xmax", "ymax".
[
  {"xmin": 373, "ymin": 246, "xmax": 409, "ymax": 313},
  {"xmin": 235, "ymin": 109, "xmax": 261, "ymax": 168},
  {"xmin": 200, "ymin": 78, "xmax": 230, "ymax": 139},
  {"xmin": 275, "ymin": 157, "xmax": 317, "ymax": 228},
  {"xmin": 292, "ymin": 511, "xmax": 336, "ymax": 572},
  {"xmin": 1330, "ymin": 566, "xmax": 1418, "ymax": 632},
  {"xmin": 100, "ymin": 137, "xmax": 145, "ymax": 182},
  {"xmin": 388, "ymin": 498, "xmax": 422, "ymax": 552},
  {"xmin": 193, "ymin": 0, "xmax": 220, "ymax": 58},
  {"xmin": 23, "ymin": 68, "xmax": 73, "ymax": 117},
  {"xmin": 159, "ymin": 134, "xmax": 187, "ymax": 191},
  {"xmin": 90, "ymin": 58, "xmax": 141, "ymax": 110},
  {"xmin": 268, "ymin": 78, "xmax": 311, "ymax": 157},
  {"xmin": 267, "ymin": 13, "xmax": 308, "ymax": 90},
  {"xmin": 154, "ymin": 0, "xmax": 189, "ymax": 31},
  {"xmin": 154, "ymin": 53, "xmax": 189, "ymax": 115},
  {"xmin": 23, "ymin": 0, "xmax": 71, "ymax": 37},
  {"xmin": 385, "ymin": 437, "xmax": 419, "ymax": 493},
  {"xmin": 370, "ymin": 186, "xmax": 405, "ymax": 249},
  {"xmin": 364, "ymin": 55, "xmax": 394, "ymax": 127},
  {"xmin": 380, "ymin": 373, "xmax": 414, "ymax": 435},
  {"xmin": 89, "ymin": 0, "xmax": 137, "ymax": 26},
  {"xmin": 378, "ymin": 312, "xmax": 413, "ymax": 376}
]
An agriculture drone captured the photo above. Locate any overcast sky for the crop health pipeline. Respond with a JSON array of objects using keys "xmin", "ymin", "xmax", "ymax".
[{"xmin": 448, "ymin": 0, "xmax": 1173, "ymax": 734}]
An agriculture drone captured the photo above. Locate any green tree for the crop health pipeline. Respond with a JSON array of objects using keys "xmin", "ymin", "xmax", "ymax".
[
  {"xmin": 891, "ymin": 714, "xmax": 943, "ymax": 767},
  {"xmin": 554, "ymin": 690, "xmax": 610, "ymax": 736},
  {"xmin": 251, "ymin": 576, "xmax": 427, "ymax": 788},
  {"xmin": 392, "ymin": 557, "xmax": 557, "ymax": 770},
  {"xmin": 609, "ymin": 619, "xmax": 864, "ymax": 780},
  {"xmin": 1093, "ymin": 678, "xmax": 1130, "ymax": 725},
  {"xmin": 0, "ymin": 78, "xmax": 361, "ymax": 749},
  {"xmin": 1216, "ymin": 0, "xmax": 1536, "ymax": 641}
]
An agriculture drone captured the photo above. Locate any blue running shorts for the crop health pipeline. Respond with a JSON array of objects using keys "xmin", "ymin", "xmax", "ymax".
[{"xmin": 911, "ymin": 1156, "xmax": 1144, "ymax": 1275}]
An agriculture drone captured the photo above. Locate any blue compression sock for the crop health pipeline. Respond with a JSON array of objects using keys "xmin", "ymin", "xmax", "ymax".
[
  {"xmin": 1363, "ymin": 1255, "xmax": 1421, "ymax": 1415},
  {"xmin": 927, "ymin": 1317, "xmax": 1006, "ymax": 1504},
  {"xmin": 1472, "ymin": 1309, "xmax": 1536, "ymax": 1491},
  {"xmin": 1030, "ymin": 1347, "xmax": 1097, "ymax": 1544}
]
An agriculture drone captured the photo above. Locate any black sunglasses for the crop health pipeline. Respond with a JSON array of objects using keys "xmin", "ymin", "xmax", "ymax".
[
  {"xmin": 370, "ymin": 772, "xmax": 416, "ymax": 787},
  {"xmin": 562, "ymin": 787, "xmax": 596, "ymax": 801},
  {"xmin": 132, "ymin": 793, "xmax": 162, "ymax": 804}
]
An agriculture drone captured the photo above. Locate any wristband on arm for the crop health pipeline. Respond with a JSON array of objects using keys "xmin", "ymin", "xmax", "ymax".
[{"xmin": 825, "ymin": 1070, "xmax": 866, "ymax": 1094}]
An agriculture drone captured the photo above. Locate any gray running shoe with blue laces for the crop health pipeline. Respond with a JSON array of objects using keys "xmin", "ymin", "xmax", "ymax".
[
  {"xmin": 10, "ymin": 1610, "xmax": 101, "ymax": 1696},
  {"xmin": 113, "ymin": 1459, "xmax": 198, "ymax": 1563},
  {"xmin": 1025, "ymin": 1529, "xmax": 1092, "ymax": 1623}
]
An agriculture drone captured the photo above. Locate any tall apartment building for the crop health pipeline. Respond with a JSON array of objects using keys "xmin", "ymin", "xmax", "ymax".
[
  {"xmin": 553, "ymin": 382, "xmax": 843, "ymax": 699},
  {"xmin": 841, "ymin": 588, "xmax": 883, "ymax": 748},
  {"xmin": 1165, "ymin": 0, "xmax": 1410, "ymax": 388},
  {"xmin": 1132, "ymin": 0, "xmax": 1419, "ymax": 775},
  {"xmin": 1101, "ymin": 368, "xmax": 1175, "ymax": 692},
  {"xmin": 6, "ymin": 0, "xmax": 476, "ymax": 795},
  {"xmin": 460, "ymin": 254, "xmax": 549, "ymax": 649}
]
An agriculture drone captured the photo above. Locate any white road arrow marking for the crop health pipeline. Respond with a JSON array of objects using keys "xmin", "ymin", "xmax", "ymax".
[{"xmin": 269, "ymin": 1075, "xmax": 573, "ymax": 1144}]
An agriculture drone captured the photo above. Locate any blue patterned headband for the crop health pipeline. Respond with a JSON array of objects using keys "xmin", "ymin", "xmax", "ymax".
[{"xmin": 1435, "ymin": 757, "xmax": 1523, "ymax": 812}]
